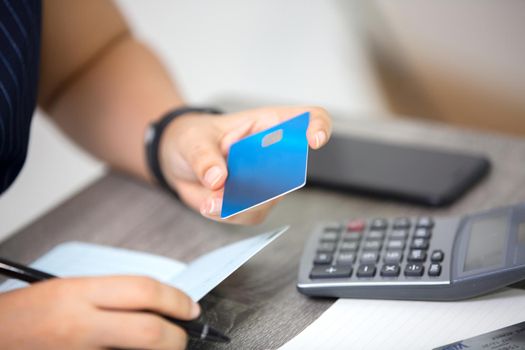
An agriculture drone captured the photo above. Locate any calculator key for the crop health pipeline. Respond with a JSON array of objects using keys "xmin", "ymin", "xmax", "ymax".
[
  {"xmin": 324, "ymin": 223, "xmax": 342, "ymax": 232},
  {"xmin": 357, "ymin": 264, "xmax": 377, "ymax": 278},
  {"xmin": 370, "ymin": 218, "xmax": 388, "ymax": 230},
  {"xmin": 414, "ymin": 228, "xmax": 432, "ymax": 239},
  {"xmin": 342, "ymin": 232, "xmax": 361, "ymax": 241},
  {"xmin": 416, "ymin": 217, "xmax": 434, "ymax": 228},
  {"xmin": 387, "ymin": 240, "xmax": 405, "ymax": 250},
  {"xmin": 411, "ymin": 238, "xmax": 429, "ymax": 250},
  {"xmin": 320, "ymin": 232, "xmax": 339, "ymax": 242},
  {"xmin": 313, "ymin": 253, "xmax": 333, "ymax": 265},
  {"xmin": 310, "ymin": 265, "xmax": 352, "ymax": 279},
  {"xmin": 390, "ymin": 229, "xmax": 409, "ymax": 240},
  {"xmin": 404, "ymin": 263, "xmax": 424, "ymax": 277},
  {"xmin": 431, "ymin": 250, "xmax": 445, "ymax": 262},
  {"xmin": 393, "ymin": 217, "xmax": 411, "ymax": 229},
  {"xmin": 363, "ymin": 241, "xmax": 382, "ymax": 251},
  {"xmin": 317, "ymin": 242, "xmax": 337, "ymax": 253},
  {"xmin": 367, "ymin": 230, "xmax": 385, "ymax": 241},
  {"xmin": 408, "ymin": 249, "xmax": 427, "ymax": 262},
  {"xmin": 347, "ymin": 219, "xmax": 366, "ymax": 232},
  {"xmin": 336, "ymin": 252, "xmax": 356, "ymax": 265},
  {"xmin": 340, "ymin": 241, "xmax": 359, "ymax": 252},
  {"xmin": 360, "ymin": 251, "xmax": 379, "ymax": 264},
  {"xmin": 380, "ymin": 264, "xmax": 401, "ymax": 277},
  {"xmin": 384, "ymin": 250, "xmax": 403, "ymax": 264},
  {"xmin": 428, "ymin": 263, "xmax": 442, "ymax": 276}
]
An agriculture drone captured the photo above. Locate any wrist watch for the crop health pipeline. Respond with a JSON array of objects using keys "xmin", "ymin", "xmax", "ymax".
[{"xmin": 145, "ymin": 106, "xmax": 223, "ymax": 198}]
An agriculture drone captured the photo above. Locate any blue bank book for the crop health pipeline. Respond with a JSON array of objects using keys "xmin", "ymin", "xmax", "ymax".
[{"xmin": 0, "ymin": 227, "xmax": 288, "ymax": 301}]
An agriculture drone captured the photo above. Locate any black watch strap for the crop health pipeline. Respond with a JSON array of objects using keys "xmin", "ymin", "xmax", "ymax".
[{"xmin": 145, "ymin": 106, "xmax": 223, "ymax": 198}]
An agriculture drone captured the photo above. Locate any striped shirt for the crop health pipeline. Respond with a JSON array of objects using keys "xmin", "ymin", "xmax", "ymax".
[{"xmin": 0, "ymin": 0, "xmax": 41, "ymax": 194}]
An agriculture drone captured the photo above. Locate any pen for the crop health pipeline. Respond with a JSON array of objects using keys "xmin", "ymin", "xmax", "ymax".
[{"xmin": 0, "ymin": 256, "xmax": 230, "ymax": 343}]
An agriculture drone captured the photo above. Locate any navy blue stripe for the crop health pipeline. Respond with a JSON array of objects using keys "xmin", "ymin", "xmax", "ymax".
[
  {"xmin": 0, "ymin": 0, "xmax": 41, "ymax": 194},
  {"xmin": 0, "ymin": 75, "xmax": 14, "ymax": 157},
  {"xmin": 4, "ymin": 1, "xmax": 29, "ymax": 41},
  {"xmin": 0, "ymin": 26, "xmax": 18, "ymax": 156},
  {"xmin": 0, "ymin": 49, "xmax": 20, "ymax": 90},
  {"xmin": 0, "ymin": 21, "xmax": 24, "ymax": 63}
]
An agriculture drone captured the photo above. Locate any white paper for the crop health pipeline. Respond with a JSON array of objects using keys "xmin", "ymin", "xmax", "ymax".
[
  {"xmin": 0, "ymin": 226, "xmax": 288, "ymax": 301},
  {"xmin": 169, "ymin": 226, "xmax": 287, "ymax": 300},
  {"xmin": 280, "ymin": 288, "xmax": 525, "ymax": 350}
]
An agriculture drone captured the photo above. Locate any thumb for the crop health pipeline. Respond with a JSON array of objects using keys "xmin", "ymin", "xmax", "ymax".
[{"xmin": 180, "ymin": 137, "xmax": 228, "ymax": 190}]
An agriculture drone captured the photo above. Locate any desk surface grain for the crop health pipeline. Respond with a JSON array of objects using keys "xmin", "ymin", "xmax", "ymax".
[{"xmin": 1, "ymin": 118, "xmax": 525, "ymax": 349}]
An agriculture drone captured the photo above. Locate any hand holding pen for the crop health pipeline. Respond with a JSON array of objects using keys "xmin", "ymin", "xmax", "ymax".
[{"xmin": 0, "ymin": 257, "xmax": 229, "ymax": 350}]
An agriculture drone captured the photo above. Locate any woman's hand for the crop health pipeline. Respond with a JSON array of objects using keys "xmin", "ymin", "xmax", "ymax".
[
  {"xmin": 160, "ymin": 106, "xmax": 332, "ymax": 225},
  {"xmin": 0, "ymin": 276, "xmax": 200, "ymax": 350}
]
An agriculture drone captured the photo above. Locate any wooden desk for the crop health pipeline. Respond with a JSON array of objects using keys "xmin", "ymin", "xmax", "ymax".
[{"xmin": 1, "ymin": 118, "xmax": 525, "ymax": 349}]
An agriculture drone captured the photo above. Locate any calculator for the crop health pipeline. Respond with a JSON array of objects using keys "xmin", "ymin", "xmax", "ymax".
[{"xmin": 297, "ymin": 202, "xmax": 525, "ymax": 300}]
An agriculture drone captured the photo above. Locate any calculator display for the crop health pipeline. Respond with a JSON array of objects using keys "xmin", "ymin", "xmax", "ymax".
[{"xmin": 463, "ymin": 213, "xmax": 507, "ymax": 272}]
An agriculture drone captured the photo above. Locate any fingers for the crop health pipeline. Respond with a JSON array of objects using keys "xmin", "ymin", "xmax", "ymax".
[
  {"xmin": 92, "ymin": 310, "xmax": 188, "ymax": 350},
  {"xmin": 172, "ymin": 177, "xmax": 210, "ymax": 212},
  {"xmin": 271, "ymin": 106, "xmax": 331, "ymax": 149},
  {"xmin": 80, "ymin": 276, "xmax": 200, "ymax": 320},
  {"xmin": 180, "ymin": 133, "xmax": 228, "ymax": 191},
  {"xmin": 200, "ymin": 189, "xmax": 281, "ymax": 225},
  {"xmin": 220, "ymin": 119, "xmax": 255, "ymax": 155},
  {"xmin": 223, "ymin": 106, "xmax": 332, "ymax": 150},
  {"xmin": 198, "ymin": 189, "xmax": 223, "ymax": 219},
  {"xmin": 162, "ymin": 116, "xmax": 228, "ymax": 191},
  {"xmin": 304, "ymin": 106, "xmax": 332, "ymax": 149},
  {"xmin": 224, "ymin": 199, "xmax": 280, "ymax": 225}
]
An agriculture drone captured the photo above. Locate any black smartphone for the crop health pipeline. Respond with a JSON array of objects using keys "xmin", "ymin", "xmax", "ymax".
[{"xmin": 307, "ymin": 134, "xmax": 491, "ymax": 206}]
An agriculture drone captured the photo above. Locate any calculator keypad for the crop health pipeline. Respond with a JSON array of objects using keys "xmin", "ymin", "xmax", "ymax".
[
  {"xmin": 405, "ymin": 263, "xmax": 424, "ymax": 277},
  {"xmin": 337, "ymin": 252, "xmax": 356, "ymax": 265},
  {"xmin": 347, "ymin": 219, "xmax": 366, "ymax": 232},
  {"xmin": 341, "ymin": 241, "xmax": 359, "ymax": 251},
  {"xmin": 309, "ymin": 217, "xmax": 446, "ymax": 281},
  {"xmin": 360, "ymin": 251, "xmax": 379, "ymax": 264},
  {"xmin": 313, "ymin": 253, "xmax": 333, "ymax": 265},
  {"xmin": 386, "ymin": 240, "xmax": 405, "ymax": 250},
  {"xmin": 320, "ymin": 232, "xmax": 339, "ymax": 242},
  {"xmin": 357, "ymin": 264, "xmax": 376, "ymax": 277},
  {"xmin": 381, "ymin": 264, "xmax": 401, "ymax": 277},
  {"xmin": 431, "ymin": 250, "xmax": 444, "ymax": 262},
  {"xmin": 428, "ymin": 263, "xmax": 442, "ymax": 276},
  {"xmin": 384, "ymin": 250, "xmax": 403, "ymax": 264},
  {"xmin": 363, "ymin": 241, "xmax": 382, "ymax": 251},
  {"xmin": 310, "ymin": 265, "xmax": 352, "ymax": 279},
  {"xmin": 407, "ymin": 249, "xmax": 426, "ymax": 262}
]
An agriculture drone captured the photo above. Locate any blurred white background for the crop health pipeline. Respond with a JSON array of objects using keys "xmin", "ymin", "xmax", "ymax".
[{"xmin": 1, "ymin": 0, "xmax": 524, "ymax": 241}]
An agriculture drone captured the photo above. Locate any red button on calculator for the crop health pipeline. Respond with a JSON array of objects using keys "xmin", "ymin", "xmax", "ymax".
[{"xmin": 347, "ymin": 219, "xmax": 365, "ymax": 232}]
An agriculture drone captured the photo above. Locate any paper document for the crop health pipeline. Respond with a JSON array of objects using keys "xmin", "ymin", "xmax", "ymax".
[
  {"xmin": 170, "ymin": 227, "xmax": 285, "ymax": 300},
  {"xmin": 0, "ymin": 226, "xmax": 288, "ymax": 301},
  {"xmin": 434, "ymin": 321, "xmax": 525, "ymax": 350},
  {"xmin": 280, "ymin": 288, "xmax": 525, "ymax": 350}
]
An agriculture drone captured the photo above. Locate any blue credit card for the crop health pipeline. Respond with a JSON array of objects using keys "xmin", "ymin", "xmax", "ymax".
[{"xmin": 221, "ymin": 112, "xmax": 310, "ymax": 219}]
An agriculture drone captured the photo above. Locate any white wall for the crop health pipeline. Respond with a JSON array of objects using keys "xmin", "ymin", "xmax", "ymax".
[
  {"xmin": 0, "ymin": 113, "xmax": 104, "ymax": 241},
  {"xmin": 370, "ymin": 0, "xmax": 525, "ymax": 134},
  {"xmin": 115, "ymin": 0, "xmax": 387, "ymax": 112}
]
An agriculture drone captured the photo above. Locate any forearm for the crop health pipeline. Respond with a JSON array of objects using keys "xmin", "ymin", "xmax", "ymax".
[{"xmin": 44, "ymin": 34, "xmax": 185, "ymax": 181}]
